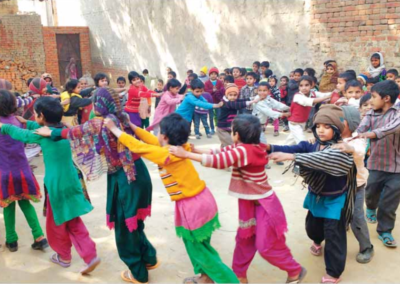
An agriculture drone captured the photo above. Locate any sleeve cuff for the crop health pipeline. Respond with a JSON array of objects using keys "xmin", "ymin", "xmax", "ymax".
[{"xmin": 373, "ymin": 130, "xmax": 383, "ymax": 139}]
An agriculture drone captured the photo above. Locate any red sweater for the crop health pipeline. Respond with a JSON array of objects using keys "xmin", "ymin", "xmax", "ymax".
[
  {"xmin": 204, "ymin": 79, "xmax": 225, "ymax": 103},
  {"xmin": 288, "ymin": 92, "xmax": 316, "ymax": 123},
  {"xmin": 202, "ymin": 143, "xmax": 272, "ymax": 200},
  {"xmin": 234, "ymin": 78, "xmax": 246, "ymax": 92},
  {"xmin": 125, "ymin": 85, "xmax": 154, "ymax": 113}
]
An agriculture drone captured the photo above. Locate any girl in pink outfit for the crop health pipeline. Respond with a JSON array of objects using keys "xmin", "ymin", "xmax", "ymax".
[
  {"xmin": 147, "ymin": 79, "xmax": 184, "ymax": 135},
  {"xmin": 170, "ymin": 114, "xmax": 306, "ymax": 284}
]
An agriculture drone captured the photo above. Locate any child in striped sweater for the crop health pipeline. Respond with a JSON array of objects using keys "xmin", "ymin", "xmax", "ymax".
[
  {"xmin": 104, "ymin": 113, "xmax": 239, "ymax": 284},
  {"xmin": 170, "ymin": 114, "xmax": 306, "ymax": 284}
]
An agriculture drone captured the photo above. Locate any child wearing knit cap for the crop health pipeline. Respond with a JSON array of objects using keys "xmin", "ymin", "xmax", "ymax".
[
  {"xmin": 216, "ymin": 83, "xmax": 258, "ymax": 147},
  {"xmin": 170, "ymin": 114, "xmax": 306, "ymax": 284},
  {"xmin": 204, "ymin": 67, "xmax": 224, "ymax": 132},
  {"xmin": 199, "ymin": 66, "xmax": 209, "ymax": 83},
  {"xmin": 268, "ymin": 105, "xmax": 357, "ymax": 283}
]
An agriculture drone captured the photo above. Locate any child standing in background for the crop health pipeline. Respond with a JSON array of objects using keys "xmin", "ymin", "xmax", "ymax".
[
  {"xmin": 199, "ymin": 66, "xmax": 209, "ymax": 83},
  {"xmin": 138, "ymin": 75, "xmax": 152, "ymax": 129},
  {"xmin": 232, "ymin": 67, "xmax": 247, "ymax": 91},
  {"xmin": 286, "ymin": 69, "xmax": 303, "ymax": 106},
  {"xmin": 154, "ymin": 79, "xmax": 164, "ymax": 109},
  {"xmin": 268, "ymin": 75, "xmax": 283, "ymax": 136},
  {"xmin": 194, "ymin": 92, "xmax": 213, "ymax": 139},
  {"xmin": 386, "ymin": 69, "xmax": 398, "ymax": 81},
  {"xmin": 239, "ymin": 72, "xmax": 258, "ymax": 114},
  {"xmin": 279, "ymin": 76, "xmax": 290, "ymax": 132},
  {"xmin": 204, "ymin": 67, "xmax": 224, "ymax": 132}
]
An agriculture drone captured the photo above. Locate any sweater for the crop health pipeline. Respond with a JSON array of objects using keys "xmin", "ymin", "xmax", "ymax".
[
  {"xmin": 202, "ymin": 143, "xmax": 272, "ymax": 200},
  {"xmin": 234, "ymin": 78, "xmax": 247, "ymax": 91},
  {"xmin": 217, "ymin": 97, "xmax": 248, "ymax": 130},
  {"xmin": 286, "ymin": 79, "xmax": 299, "ymax": 105},
  {"xmin": 118, "ymin": 128, "xmax": 206, "ymax": 201},
  {"xmin": 204, "ymin": 79, "xmax": 224, "ymax": 103},
  {"xmin": 61, "ymin": 91, "xmax": 92, "ymax": 116},
  {"xmin": 240, "ymin": 85, "xmax": 257, "ymax": 111},
  {"xmin": 288, "ymin": 92, "xmax": 316, "ymax": 123},
  {"xmin": 252, "ymin": 95, "xmax": 290, "ymax": 124},
  {"xmin": 125, "ymin": 85, "xmax": 154, "ymax": 113},
  {"xmin": 195, "ymin": 92, "xmax": 213, "ymax": 115},
  {"xmin": 1, "ymin": 121, "xmax": 93, "ymax": 225},
  {"xmin": 176, "ymin": 92, "xmax": 214, "ymax": 122},
  {"xmin": 147, "ymin": 91, "xmax": 183, "ymax": 131}
]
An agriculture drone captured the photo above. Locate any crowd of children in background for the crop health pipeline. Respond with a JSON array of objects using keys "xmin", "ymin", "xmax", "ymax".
[{"xmin": 0, "ymin": 51, "xmax": 400, "ymax": 284}]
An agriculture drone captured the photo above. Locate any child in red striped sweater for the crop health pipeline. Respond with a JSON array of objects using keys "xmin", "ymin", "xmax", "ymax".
[{"xmin": 170, "ymin": 114, "xmax": 306, "ymax": 284}]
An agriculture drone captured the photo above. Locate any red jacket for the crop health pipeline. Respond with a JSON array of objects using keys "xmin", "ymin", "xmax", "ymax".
[
  {"xmin": 204, "ymin": 79, "xmax": 225, "ymax": 103},
  {"xmin": 125, "ymin": 85, "xmax": 154, "ymax": 113},
  {"xmin": 234, "ymin": 78, "xmax": 246, "ymax": 92},
  {"xmin": 288, "ymin": 92, "xmax": 316, "ymax": 123}
]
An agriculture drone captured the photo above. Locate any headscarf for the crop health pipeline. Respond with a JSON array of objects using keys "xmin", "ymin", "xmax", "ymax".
[
  {"xmin": 312, "ymin": 105, "xmax": 345, "ymax": 145},
  {"xmin": 367, "ymin": 52, "xmax": 386, "ymax": 78},
  {"xmin": 0, "ymin": 79, "xmax": 12, "ymax": 90},
  {"xmin": 29, "ymin": 78, "xmax": 47, "ymax": 95},
  {"xmin": 67, "ymin": 87, "xmax": 137, "ymax": 182}
]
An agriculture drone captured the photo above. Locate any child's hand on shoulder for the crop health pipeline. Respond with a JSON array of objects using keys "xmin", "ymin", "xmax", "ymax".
[
  {"xmin": 15, "ymin": 116, "xmax": 27, "ymax": 124},
  {"xmin": 34, "ymin": 126, "xmax": 52, "ymax": 137},
  {"xmin": 214, "ymin": 101, "xmax": 224, "ymax": 108},
  {"xmin": 169, "ymin": 146, "xmax": 189, "ymax": 158},
  {"xmin": 104, "ymin": 118, "xmax": 117, "ymax": 130},
  {"xmin": 332, "ymin": 142, "xmax": 355, "ymax": 154}
]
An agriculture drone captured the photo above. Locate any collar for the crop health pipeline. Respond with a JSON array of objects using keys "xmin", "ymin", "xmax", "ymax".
[{"xmin": 223, "ymin": 96, "xmax": 229, "ymax": 102}]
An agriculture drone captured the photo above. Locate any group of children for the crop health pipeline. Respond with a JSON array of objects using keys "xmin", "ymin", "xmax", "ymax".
[{"xmin": 0, "ymin": 51, "xmax": 399, "ymax": 284}]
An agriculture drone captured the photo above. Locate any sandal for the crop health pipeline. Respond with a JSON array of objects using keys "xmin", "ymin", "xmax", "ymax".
[
  {"xmin": 183, "ymin": 275, "xmax": 213, "ymax": 284},
  {"xmin": 238, "ymin": 277, "xmax": 248, "ymax": 284},
  {"xmin": 121, "ymin": 270, "xmax": 148, "ymax": 284},
  {"xmin": 366, "ymin": 209, "xmax": 377, "ymax": 224},
  {"xmin": 378, "ymin": 233, "xmax": 397, "ymax": 248},
  {"xmin": 80, "ymin": 257, "xmax": 101, "ymax": 275},
  {"xmin": 146, "ymin": 260, "xmax": 160, "ymax": 270},
  {"xmin": 50, "ymin": 253, "xmax": 71, "ymax": 268},
  {"xmin": 321, "ymin": 276, "xmax": 341, "ymax": 283},
  {"xmin": 310, "ymin": 242, "xmax": 322, "ymax": 256},
  {"xmin": 287, "ymin": 266, "xmax": 307, "ymax": 283}
]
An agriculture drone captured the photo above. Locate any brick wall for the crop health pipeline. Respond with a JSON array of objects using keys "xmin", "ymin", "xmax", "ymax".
[
  {"xmin": 0, "ymin": 0, "xmax": 18, "ymax": 15},
  {"xmin": 310, "ymin": 0, "xmax": 400, "ymax": 72},
  {"xmin": 42, "ymin": 27, "xmax": 92, "ymax": 88},
  {"xmin": 0, "ymin": 14, "xmax": 45, "ymax": 92}
]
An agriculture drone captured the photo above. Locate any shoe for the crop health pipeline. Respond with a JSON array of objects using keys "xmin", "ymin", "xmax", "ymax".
[
  {"xmin": 210, "ymin": 130, "xmax": 215, "ymax": 135},
  {"xmin": 196, "ymin": 135, "xmax": 201, "ymax": 140},
  {"xmin": 6, "ymin": 241, "xmax": 18, "ymax": 252},
  {"xmin": 199, "ymin": 133, "xmax": 203, "ymax": 136},
  {"xmin": 283, "ymin": 126, "xmax": 289, "ymax": 132},
  {"xmin": 274, "ymin": 131, "xmax": 279, "ymax": 137},
  {"xmin": 207, "ymin": 134, "xmax": 212, "ymax": 139},
  {"xmin": 366, "ymin": 208, "xmax": 377, "ymax": 224},
  {"xmin": 356, "ymin": 245, "xmax": 374, "ymax": 263},
  {"xmin": 80, "ymin": 257, "xmax": 101, "ymax": 275},
  {"xmin": 32, "ymin": 238, "xmax": 49, "ymax": 250}
]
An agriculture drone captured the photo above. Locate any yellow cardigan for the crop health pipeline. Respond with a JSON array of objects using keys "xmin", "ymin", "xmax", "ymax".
[{"xmin": 119, "ymin": 128, "xmax": 206, "ymax": 201}]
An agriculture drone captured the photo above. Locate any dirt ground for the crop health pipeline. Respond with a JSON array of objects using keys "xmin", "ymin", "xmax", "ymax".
[{"xmin": 0, "ymin": 126, "xmax": 399, "ymax": 283}]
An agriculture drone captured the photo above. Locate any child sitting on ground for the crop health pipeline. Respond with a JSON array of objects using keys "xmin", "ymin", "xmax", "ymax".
[
  {"xmin": 170, "ymin": 114, "xmax": 306, "ymax": 284},
  {"xmin": 104, "ymin": 113, "xmax": 239, "ymax": 284},
  {"xmin": 268, "ymin": 105, "xmax": 357, "ymax": 283}
]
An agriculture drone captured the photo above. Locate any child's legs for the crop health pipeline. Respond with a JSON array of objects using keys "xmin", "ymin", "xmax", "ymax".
[
  {"xmin": 183, "ymin": 237, "xmax": 239, "ymax": 283},
  {"xmin": 255, "ymin": 205, "xmax": 301, "ymax": 277},
  {"xmin": 323, "ymin": 212, "xmax": 347, "ymax": 278},
  {"xmin": 46, "ymin": 198, "xmax": 73, "ymax": 261},
  {"xmin": 208, "ymin": 109, "xmax": 215, "ymax": 132},
  {"xmin": 193, "ymin": 113, "xmax": 201, "ymax": 135},
  {"xmin": 305, "ymin": 211, "xmax": 325, "ymax": 245},
  {"xmin": 216, "ymin": 129, "xmax": 233, "ymax": 147},
  {"xmin": 4, "ymin": 202, "xmax": 18, "ymax": 243},
  {"xmin": 291, "ymin": 122, "xmax": 306, "ymax": 144},
  {"xmin": 66, "ymin": 217, "xmax": 97, "ymax": 264},
  {"xmin": 200, "ymin": 113, "xmax": 210, "ymax": 134},
  {"xmin": 350, "ymin": 185, "xmax": 372, "ymax": 251},
  {"xmin": 232, "ymin": 234, "xmax": 257, "ymax": 278},
  {"xmin": 273, "ymin": 119, "xmax": 279, "ymax": 132},
  {"xmin": 365, "ymin": 170, "xmax": 385, "ymax": 211},
  {"xmin": 376, "ymin": 172, "xmax": 400, "ymax": 234},
  {"xmin": 18, "ymin": 200, "xmax": 44, "ymax": 240},
  {"xmin": 285, "ymin": 122, "xmax": 299, "ymax": 146},
  {"xmin": 144, "ymin": 117, "xmax": 149, "ymax": 128}
]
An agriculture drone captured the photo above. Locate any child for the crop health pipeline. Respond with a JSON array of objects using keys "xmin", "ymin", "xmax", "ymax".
[
  {"xmin": 116, "ymin": 76, "xmax": 128, "ymax": 105},
  {"xmin": 289, "ymin": 71, "xmax": 294, "ymax": 81},
  {"xmin": 363, "ymin": 52, "xmax": 386, "ymax": 83},
  {"xmin": 280, "ymin": 76, "xmax": 290, "ymax": 132},
  {"xmin": 359, "ymin": 93, "xmax": 372, "ymax": 118},
  {"xmin": 260, "ymin": 61, "xmax": 270, "ymax": 77},
  {"xmin": 0, "ymin": 96, "xmax": 100, "ymax": 273},
  {"xmin": 142, "ymin": 69, "xmax": 158, "ymax": 90},
  {"xmin": 286, "ymin": 76, "xmax": 331, "ymax": 145},
  {"xmin": 330, "ymin": 72, "xmax": 357, "ymax": 104},
  {"xmin": 176, "ymin": 79, "xmax": 222, "ymax": 123},
  {"xmin": 104, "ymin": 113, "xmax": 239, "ymax": 284},
  {"xmin": 204, "ymin": 67, "xmax": 224, "ymax": 132},
  {"xmin": 366, "ymin": 78, "xmax": 375, "ymax": 92},
  {"xmin": 60, "ymin": 79, "xmax": 92, "ymax": 127},
  {"xmin": 42, "ymin": 73, "xmax": 60, "ymax": 97},
  {"xmin": 217, "ymin": 84, "xmax": 258, "ymax": 147},
  {"xmin": 232, "ymin": 67, "xmax": 246, "ymax": 91},
  {"xmin": 253, "ymin": 82, "xmax": 290, "ymax": 142},
  {"xmin": 357, "ymin": 80, "xmax": 400, "ymax": 248},
  {"xmin": 357, "ymin": 74, "xmax": 368, "ymax": 92},
  {"xmin": 386, "ymin": 69, "xmax": 398, "ymax": 81},
  {"xmin": 154, "ymin": 79, "xmax": 164, "ymax": 109},
  {"xmin": 239, "ymin": 72, "xmax": 258, "ymax": 114},
  {"xmin": 148, "ymin": 79, "xmax": 184, "ymax": 135},
  {"xmin": 0, "ymin": 90, "xmax": 47, "ymax": 253},
  {"xmin": 138, "ymin": 75, "xmax": 152, "ymax": 129},
  {"xmin": 396, "ymin": 76, "xmax": 400, "ymax": 90},
  {"xmin": 79, "ymin": 77, "xmax": 89, "ymax": 89},
  {"xmin": 252, "ymin": 61, "xmax": 261, "ymax": 75},
  {"xmin": 286, "ymin": 68, "xmax": 303, "ymax": 106},
  {"xmin": 345, "ymin": 80, "xmax": 364, "ymax": 108},
  {"xmin": 268, "ymin": 76, "xmax": 284, "ymax": 136},
  {"xmin": 35, "ymin": 88, "xmax": 157, "ymax": 283},
  {"xmin": 170, "ymin": 114, "xmax": 306, "ymax": 284},
  {"xmin": 185, "ymin": 69, "xmax": 193, "ymax": 87},
  {"xmin": 199, "ymin": 66, "xmax": 209, "ymax": 83},
  {"xmin": 268, "ymin": 105, "xmax": 357, "ymax": 283},
  {"xmin": 319, "ymin": 63, "xmax": 339, "ymax": 93},
  {"xmin": 194, "ymin": 91, "xmax": 213, "ymax": 139},
  {"xmin": 332, "ymin": 106, "xmax": 374, "ymax": 264},
  {"xmin": 219, "ymin": 73, "xmax": 226, "ymax": 82},
  {"xmin": 94, "ymin": 72, "xmax": 110, "ymax": 88},
  {"xmin": 125, "ymin": 71, "xmax": 155, "ymax": 126}
]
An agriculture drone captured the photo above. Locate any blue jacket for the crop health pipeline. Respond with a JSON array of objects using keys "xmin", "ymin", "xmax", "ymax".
[{"xmin": 176, "ymin": 93, "xmax": 214, "ymax": 122}]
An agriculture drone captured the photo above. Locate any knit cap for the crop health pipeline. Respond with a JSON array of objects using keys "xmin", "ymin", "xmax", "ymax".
[
  {"xmin": 209, "ymin": 67, "xmax": 219, "ymax": 75},
  {"xmin": 200, "ymin": 66, "xmax": 208, "ymax": 74},
  {"xmin": 313, "ymin": 104, "xmax": 345, "ymax": 133},
  {"xmin": 341, "ymin": 106, "xmax": 361, "ymax": 133},
  {"xmin": 357, "ymin": 74, "xmax": 368, "ymax": 85},
  {"xmin": 225, "ymin": 83, "xmax": 239, "ymax": 96},
  {"xmin": 0, "ymin": 79, "xmax": 12, "ymax": 90},
  {"xmin": 29, "ymin": 77, "xmax": 47, "ymax": 95}
]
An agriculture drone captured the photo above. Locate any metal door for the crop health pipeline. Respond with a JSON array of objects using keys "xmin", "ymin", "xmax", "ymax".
[{"xmin": 56, "ymin": 34, "xmax": 82, "ymax": 85}]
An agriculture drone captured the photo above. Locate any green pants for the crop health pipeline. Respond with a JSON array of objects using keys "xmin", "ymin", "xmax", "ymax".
[
  {"xmin": 3, "ymin": 200, "xmax": 44, "ymax": 243},
  {"xmin": 183, "ymin": 237, "xmax": 239, "ymax": 283},
  {"xmin": 114, "ymin": 198, "xmax": 157, "ymax": 283},
  {"xmin": 141, "ymin": 118, "xmax": 149, "ymax": 128}
]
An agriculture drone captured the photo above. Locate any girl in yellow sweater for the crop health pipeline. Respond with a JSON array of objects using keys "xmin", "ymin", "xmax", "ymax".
[{"xmin": 104, "ymin": 113, "xmax": 239, "ymax": 284}]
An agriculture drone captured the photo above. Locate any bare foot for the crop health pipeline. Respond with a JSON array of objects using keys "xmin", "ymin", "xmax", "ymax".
[
  {"xmin": 322, "ymin": 274, "xmax": 340, "ymax": 283},
  {"xmin": 238, "ymin": 277, "xmax": 249, "ymax": 283},
  {"xmin": 184, "ymin": 274, "xmax": 214, "ymax": 284}
]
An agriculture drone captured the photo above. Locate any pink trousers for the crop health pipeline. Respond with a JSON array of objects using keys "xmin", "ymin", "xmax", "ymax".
[
  {"xmin": 232, "ymin": 205, "xmax": 301, "ymax": 278},
  {"xmin": 266, "ymin": 119, "xmax": 280, "ymax": 132},
  {"xmin": 46, "ymin": 198, "xmax": 97, "ymax": 264}
]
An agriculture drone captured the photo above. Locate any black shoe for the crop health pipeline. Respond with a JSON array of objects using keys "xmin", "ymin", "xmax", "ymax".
[
  {"xmin": 356, "ymin": 245, "xmax": 374, "ymax": 263},
  {"xmin": 31, "ymin": 238, "xmax": 49, "ymax": 250},
  {"xmin": 6, "ymin": 241, "xmax": 18, "ymax": 252}
]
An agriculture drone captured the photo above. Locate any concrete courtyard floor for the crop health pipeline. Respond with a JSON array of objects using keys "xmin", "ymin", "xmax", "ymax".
[{"xmin": 0, "ymin": 126, "xmax": 399, "ymax": 283}]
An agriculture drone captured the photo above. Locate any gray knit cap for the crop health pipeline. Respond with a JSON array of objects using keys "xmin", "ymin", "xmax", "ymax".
[{"xmin": 341, "ymin": 106, "xmax": 361, "ymax": 133}]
